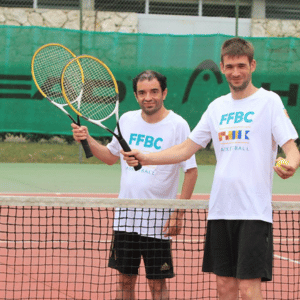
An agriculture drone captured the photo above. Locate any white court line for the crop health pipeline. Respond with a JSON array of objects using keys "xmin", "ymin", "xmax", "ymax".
[
  {"xmin": 2, "ymin": 241, "xmax": 299, "ymax": 266},
  {"xmin": 274, "ymin": 254, "xmax": 300, "ymax": 265}
]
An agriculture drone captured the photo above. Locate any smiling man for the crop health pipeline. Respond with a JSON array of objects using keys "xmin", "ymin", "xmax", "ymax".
[
  {"xmin": 71, "ymin": 70, "xmax": 198, "ymax": 300},
  {"xmin": 122, "ymin": 38, "xmax": 300, "ymax": 300}
]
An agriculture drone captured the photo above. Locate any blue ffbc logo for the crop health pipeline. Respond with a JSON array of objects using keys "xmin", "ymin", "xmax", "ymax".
[
  {"xmin": 129, "ymin": 134, "xmax": 163, "ymax": 150},
  {"xmin": 219, "ymin": 111, "xmax": 254, "ymax": 125}
]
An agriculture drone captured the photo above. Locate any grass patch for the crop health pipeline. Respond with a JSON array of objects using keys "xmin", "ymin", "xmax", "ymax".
[
  {"xmin": 0, "ymin": 133, "xmax": 298, "ymax": 165},
  {"xmin": 195, "ymin": 148, "xmax": 216, "ymax": 165},
  {"xmin": 0, "ymin": 142, "xmax": 99, "ymax": 164},
  {"xmin": 0, "ymin": 141, "xmax": 217, "ymax": 165}
]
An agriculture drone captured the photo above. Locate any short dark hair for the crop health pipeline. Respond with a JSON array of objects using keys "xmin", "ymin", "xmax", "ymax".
[
  {"xmin": 221, "ymin": 37, "xmax": 254, "ymax": 63},
  {"xmin": 132, "ymin": 70, "xmax": 167, "ymax": 93}
]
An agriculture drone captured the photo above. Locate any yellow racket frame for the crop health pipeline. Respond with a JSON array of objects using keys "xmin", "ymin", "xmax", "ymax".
[
  {"xmin": 61, "ymin": 54, "xmax": 119, "ymax": 118},
  {"xmin": 31, "ymin": 43, "xmax": 78, "ymax": 98}
]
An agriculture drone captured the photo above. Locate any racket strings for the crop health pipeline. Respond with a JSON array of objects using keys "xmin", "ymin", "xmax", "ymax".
[
  {"xmin": 62, "ymin": 57, "xmax": 117, "ymax": 121},
  {"xmin": 33, "ymin": 46, "xmax": 75, "ymax": 105}
]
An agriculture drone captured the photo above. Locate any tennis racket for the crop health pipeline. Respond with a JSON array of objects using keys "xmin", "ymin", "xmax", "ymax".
[
  {"xmin": 31, "ymin": 43, "xmax": 93, "ymax": 159},
  {"xmin": 61, "ymin": 54, "xmax": 142, "ymax": 171}
]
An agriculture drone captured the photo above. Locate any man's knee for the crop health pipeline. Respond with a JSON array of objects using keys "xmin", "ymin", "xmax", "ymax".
[
  {"xmin": 118, "ymin": 274, "xmax": 137, "ymax": 290},
  {"xmin": 217, "ymin": 276, "xmax": 239, "ymax": 298},
  {"xmin": 148, "ymin": 279, "xmax": 169, "ymax": 299},
  {"xmin": 238, "ymin": 278, "xmax": 263, "ymax": 300}
]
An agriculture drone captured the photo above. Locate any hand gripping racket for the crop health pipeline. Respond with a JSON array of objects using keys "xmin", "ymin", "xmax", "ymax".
[
  {"xmin": 61, "ymin": 55, "xmax": 142, "ymax": 171},
  {"xmin": 31, "ymin": 43, "xmax": 93, "ymax": 158}
]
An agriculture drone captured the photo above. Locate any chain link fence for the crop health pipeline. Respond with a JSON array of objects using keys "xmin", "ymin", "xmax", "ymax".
[{"xmin": 1, "ymin": 0, "xmax": 300, "ymax": 20}]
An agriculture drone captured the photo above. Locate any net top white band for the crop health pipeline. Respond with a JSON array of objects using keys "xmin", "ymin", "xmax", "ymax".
[{"xmin": 0, "ymin": 196, "xmax": 298, "ymax": 211}]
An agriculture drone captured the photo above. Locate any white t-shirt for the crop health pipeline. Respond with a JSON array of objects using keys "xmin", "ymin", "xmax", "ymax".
[
  {"xmin": 189, "ymin": 88, "xmax": 298, "ymax": 223},
  {"xmin": 107, "ymin": 110, "xmax": 197, "ymax": 238}
]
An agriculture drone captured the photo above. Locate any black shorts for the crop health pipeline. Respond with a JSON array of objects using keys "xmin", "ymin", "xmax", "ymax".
[
  {"xmin": 202, "ymin": 220, "xmax": 273, "ymax": 281},
  {"xmin": 108, "ymin": 231, "xmax": 174, "ymax": 280}
]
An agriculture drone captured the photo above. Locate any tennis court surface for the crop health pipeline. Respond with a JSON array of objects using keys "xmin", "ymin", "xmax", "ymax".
[
  {"xmin": 0, "ymin": 163, "xmax": 299, "ymax": 299},
  {"xmin": 0, "ymin": 195, "xmax": 299, "ymax": 300}
]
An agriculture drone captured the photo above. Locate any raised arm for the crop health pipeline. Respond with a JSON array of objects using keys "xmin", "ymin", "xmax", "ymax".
[
  {"xmin": 274, "ymin": 139, "xmax": 300, "ymax": 179},
  {"xmin": 122, "ymin": 138, "xmax": 202, "ymax": 167},
  {"xmin": 71, "ymin": 123, "xmax": 119, "ymax": 165}
]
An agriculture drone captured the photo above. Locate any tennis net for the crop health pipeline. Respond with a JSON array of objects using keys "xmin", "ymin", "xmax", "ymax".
[{"xmin": 0, "ymin": 196, "xmax": 299, "ymax": 300}]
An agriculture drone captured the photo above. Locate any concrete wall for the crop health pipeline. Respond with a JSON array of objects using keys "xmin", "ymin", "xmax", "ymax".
[
  {"xmin": 252, "ymin": 18, "xmax": 300, "ymax": 38},
  {"xmin": 1, "ymin": 7, "xmax": 300, "ymax": 38},
  {"xmin": 0, "ymin": 7, "xmax": 138, "ymax": 33},
  {"xmin": 138, "ymin": 14, "xmax": 251, "ymax": 37}
]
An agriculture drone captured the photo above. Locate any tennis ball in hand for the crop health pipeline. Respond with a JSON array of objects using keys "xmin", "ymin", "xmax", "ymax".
[{"xmin": 275, "ymin": 159, "xmax": 289, "ymax": 170}]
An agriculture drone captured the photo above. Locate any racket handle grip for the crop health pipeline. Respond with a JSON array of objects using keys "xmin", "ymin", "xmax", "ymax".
[
  {"xmin": 81, "ymin": 139, "xmax": 93, "ymax": 159},
  {"xmin": 134, "ymin": 162, "xmax": 142, "ymax": 171},
  {"xmin": 119, "ymin": 139, "xmax": 142, "ymax": 171},
  {"xmin": 74, "ymin": 116, "xmax": 93, "ymax": 159}
]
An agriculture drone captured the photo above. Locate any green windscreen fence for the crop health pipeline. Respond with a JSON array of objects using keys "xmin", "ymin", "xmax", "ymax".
[{"xmin": 0, "ymin": 25, "xmax": 299, "ymax": 137}]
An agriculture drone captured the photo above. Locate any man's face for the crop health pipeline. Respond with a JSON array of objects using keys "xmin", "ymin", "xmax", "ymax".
[
  {"xmin": 220, "ymin": 55, "xmax": 256, "ymax": 92},
  {"xmin": 135, "ymin": 78, "xmax": 167, "ymax": 115}
]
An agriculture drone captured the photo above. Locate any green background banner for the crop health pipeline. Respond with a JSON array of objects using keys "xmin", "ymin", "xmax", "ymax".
[{"xmin": 0, "ymin": 25, "xmax": 299, "ymax": 137}]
